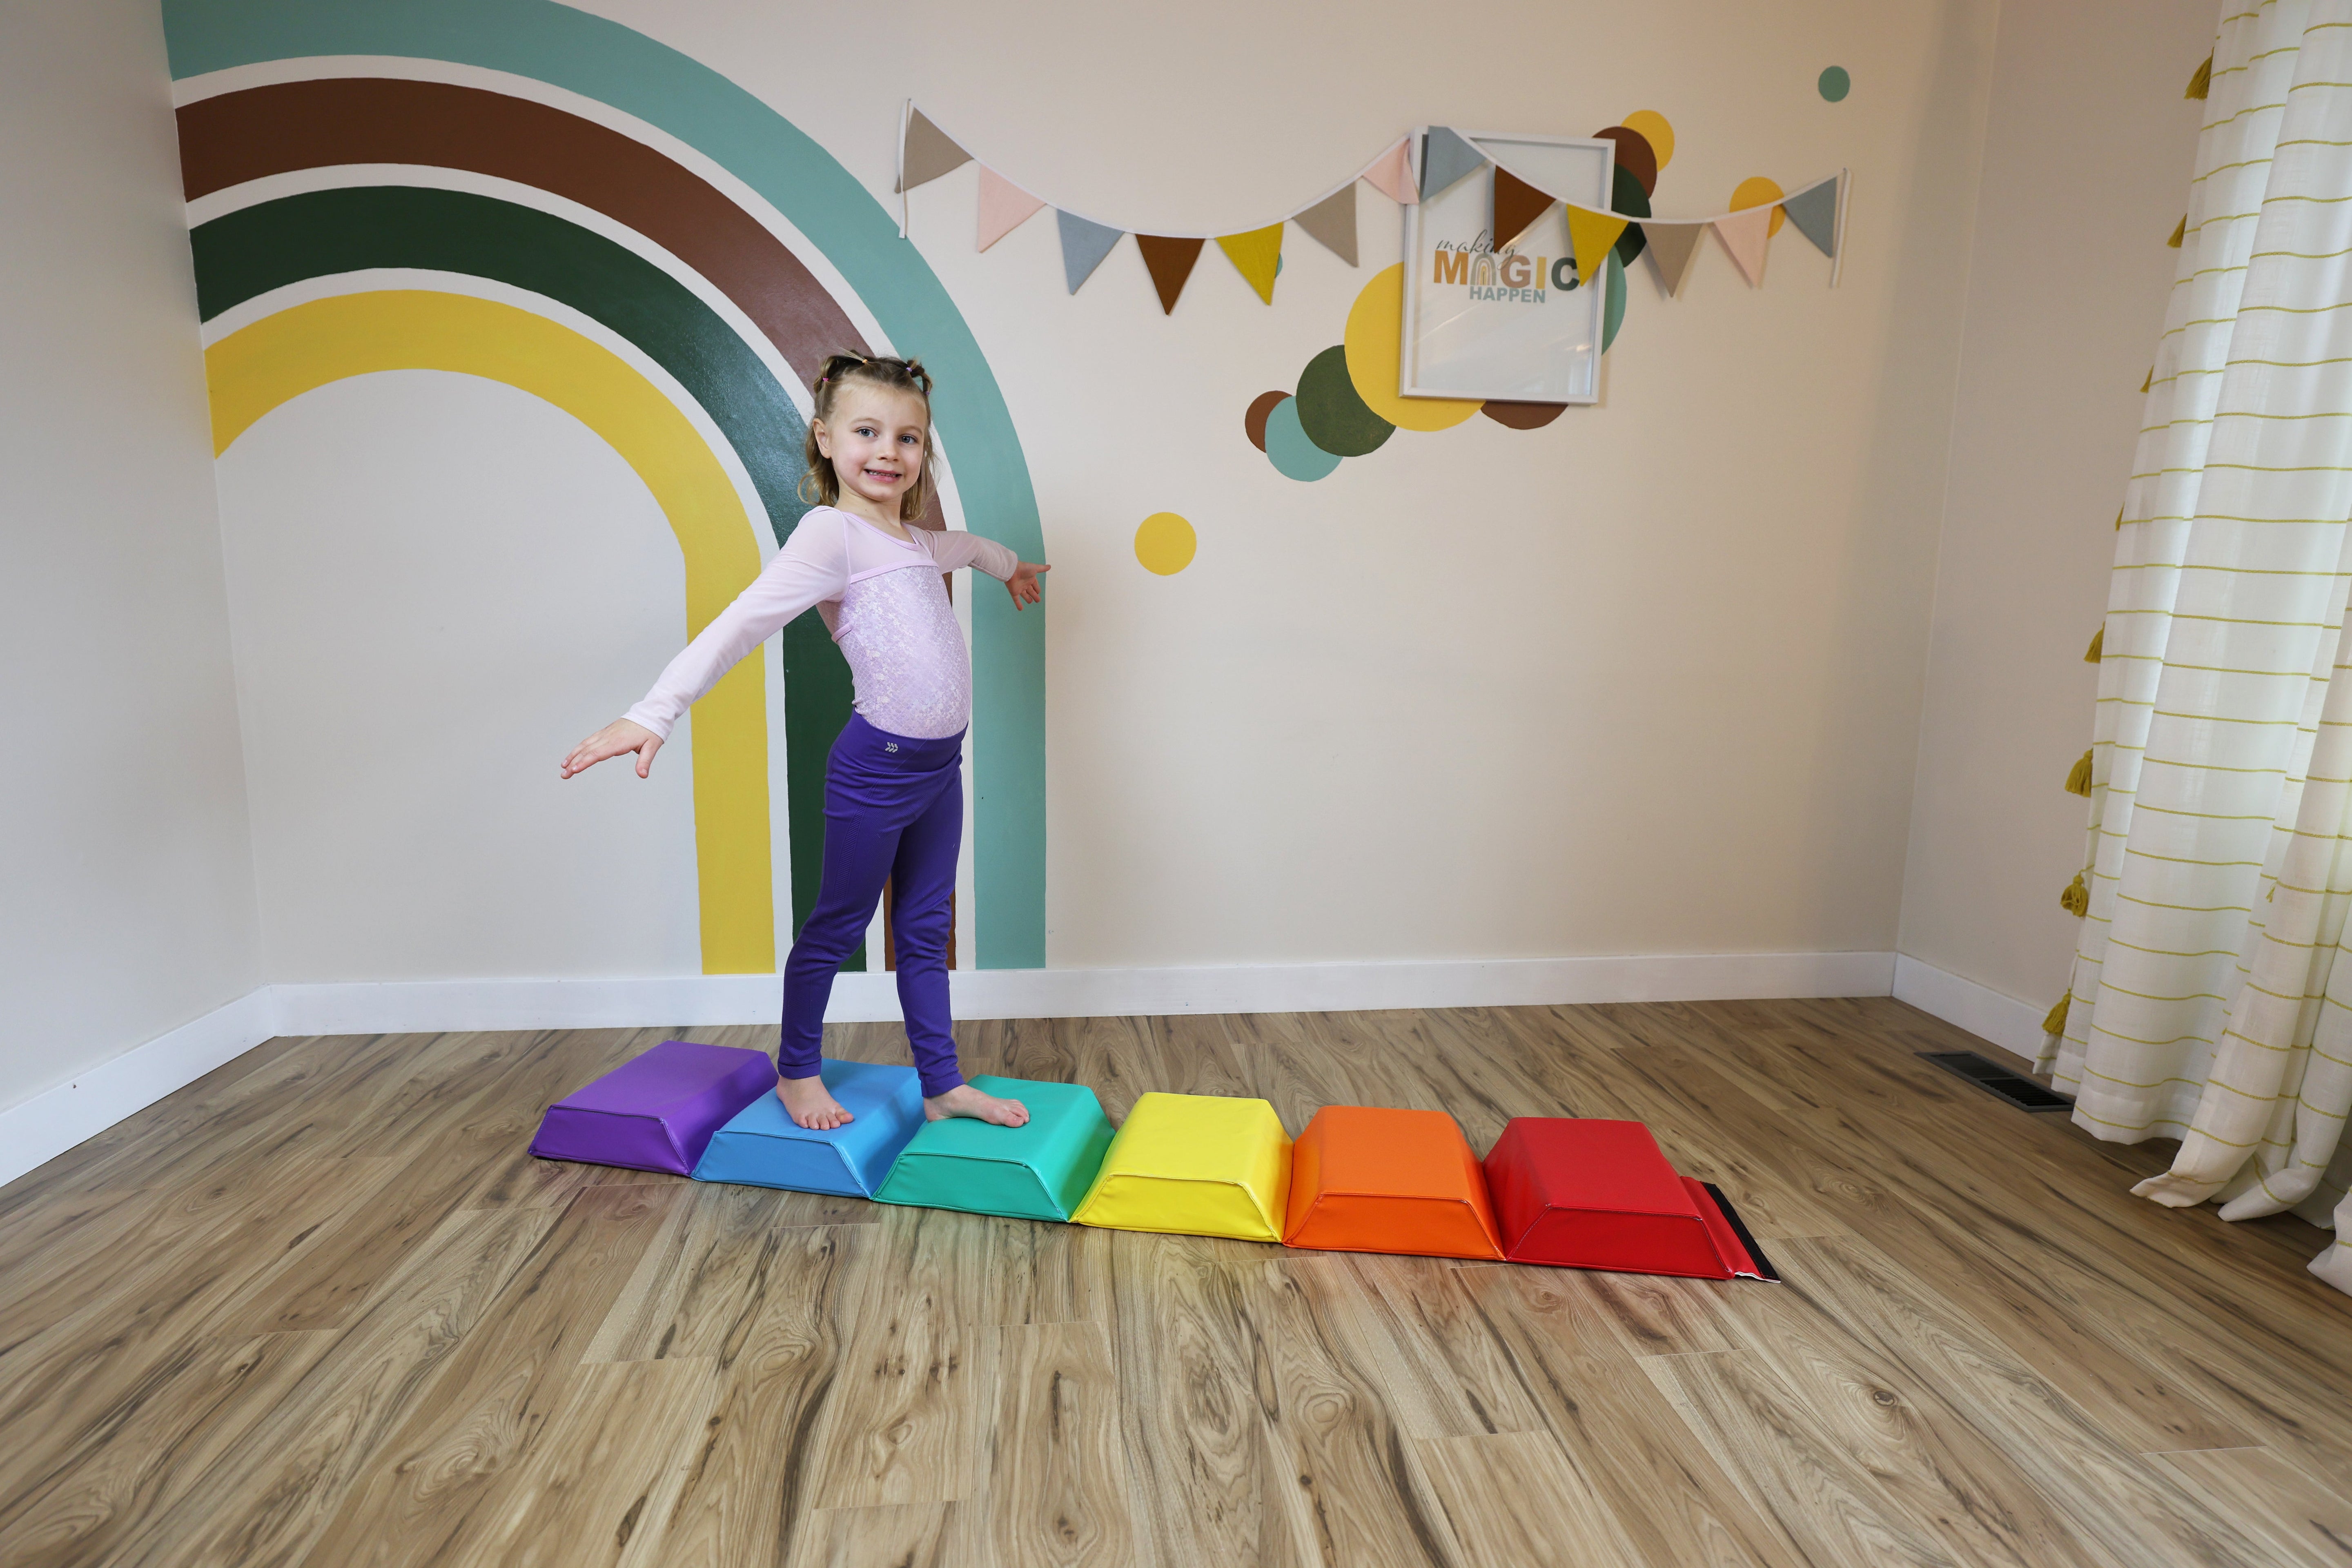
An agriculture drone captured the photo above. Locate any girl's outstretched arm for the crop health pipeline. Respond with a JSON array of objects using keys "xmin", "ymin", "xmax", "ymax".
[
  {"xmin": 925, "ymin": 530, "xmax": 1048, "ymax": 609},
  {"xmin": 560, "ymin": 512, "xmax": 852, "ymax": 779},
  {"xmin": 561, "ymin": 719, "xmax": 662, "ymax": 779}
]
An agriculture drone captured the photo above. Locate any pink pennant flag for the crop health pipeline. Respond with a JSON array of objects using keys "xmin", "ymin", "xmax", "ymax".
[
  {"xmin": 1362, "ymin": 139, "xmax": 1417, "ymax": 205},
  {"xmin": 1713, "ymin": 206, "xmax": 1773, "ymax": 287},
  {"xmin": 976, "ymin": 167, "xmax": 1046, "ymax": 252}
]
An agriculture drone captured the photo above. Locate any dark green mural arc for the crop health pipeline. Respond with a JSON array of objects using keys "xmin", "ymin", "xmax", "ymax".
[
  {"xmin": 192, "ymin": 185, "xmax": 860, "ymax": 958},
  {"xmin": 193, "ymin": 185, "xmax": 809, "ymax": 530}
]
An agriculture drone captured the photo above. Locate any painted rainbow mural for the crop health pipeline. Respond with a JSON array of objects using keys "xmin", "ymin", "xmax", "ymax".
[{"xmin": 166, "ymin": 0, "xmax": 1047, "ymax": 973}]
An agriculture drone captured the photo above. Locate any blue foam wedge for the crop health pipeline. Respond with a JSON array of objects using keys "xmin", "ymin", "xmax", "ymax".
[{"xmin": 690, "ymin": 1057, "xmax": 924, "ymax": 1198}]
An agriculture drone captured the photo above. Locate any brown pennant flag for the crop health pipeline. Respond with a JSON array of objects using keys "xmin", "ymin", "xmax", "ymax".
[
  {"xmin": 896, "ymin": 109, "xmax": 971, "ymax": 192},
  {"xmin": 1644, "ymin": 221, "xmax": 1708, "ymax": 297},
  {"xmin": 1492, "ymin": 165, "xmax": 1552, "ymax": 249},
  {"xmin": 1136, "ymin": 235, "xmax": 1207, "ymax": 313},
  {"xmin": 1294, "ymin": 187, "xmax": 1359, "ymax": 265}
]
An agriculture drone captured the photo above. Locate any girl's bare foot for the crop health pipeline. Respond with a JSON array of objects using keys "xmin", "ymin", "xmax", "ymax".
[
  {"xmin": 777, "ymin": 1075, "xmax": 853, "ymax": 1130},
  {"xmin": 924, "ymin": 1083, "xmax": 1029, "ymax": 1127}
]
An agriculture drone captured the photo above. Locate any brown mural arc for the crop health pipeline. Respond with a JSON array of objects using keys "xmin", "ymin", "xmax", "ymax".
[{"xmin": 176, "ymin": 77, "xmax": 873, "ymax": 381}]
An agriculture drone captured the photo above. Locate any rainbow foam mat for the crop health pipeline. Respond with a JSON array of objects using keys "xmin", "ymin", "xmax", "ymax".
[
  {"xmin": 1072, "ymin": 1092, "xmax": 1291, "ymax": 1243},
  {"xmin": 690, "ymin": 1057, "xmax": 924, "ymax": 1198}
]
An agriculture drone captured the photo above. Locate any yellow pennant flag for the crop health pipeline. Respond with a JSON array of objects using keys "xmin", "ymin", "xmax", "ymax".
[
  {"xmin": 1217, "ymin": 223, "xmax": 1284, "ymax": 304},
  {"xmin": 1565, "ymin": 206, "xmax": 1629, "ymax": 288}
]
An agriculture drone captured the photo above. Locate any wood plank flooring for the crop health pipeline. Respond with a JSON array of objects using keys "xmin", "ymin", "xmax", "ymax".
[{"xmin": 1, "ymin": 998, "xmax": 2345, "ymax": 1567}]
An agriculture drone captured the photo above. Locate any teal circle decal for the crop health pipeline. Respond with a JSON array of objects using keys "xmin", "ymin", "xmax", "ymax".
[
  {"xmin": 1819, "ymin": 66, "xmax": 1851, "ymax": 102},
  {"xmin": 1264, "ymin": 396, "xmax": 1343, "ymax": 481}
]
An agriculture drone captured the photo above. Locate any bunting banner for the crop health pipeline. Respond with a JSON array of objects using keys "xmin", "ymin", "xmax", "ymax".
[
  {"xmin": 1492, "ymin": 165, "xmax": 1554, "ymax": 250},
  {"xmin": 1713, "ymin": 205, "xmax": 1773, "ymax": 287},
  {"xmin": 894, "ymin": 105, "xmax": 1846, "ymax": 316},
  {"xmin": 1057, "ymin": 209, "xmax": 1122, "ymax": 293},
  {"xmin": 977, "ymin": 167, "xmax": 1045, "ymax": 252},
  {"xmin": 1644, "ymin": 220, "xmax": 1708, "ymax": 297},
  {"xmin": 1217, "ymin": 224, "xmax": 1285, "ymax": 304},
  {"xmin": 1137, "ymin": 234, "xmax": 1206, "ymax": 313},
  {"xmin": 1293, "ymin": 187, "xmax": 1359, "ymax": 265}
]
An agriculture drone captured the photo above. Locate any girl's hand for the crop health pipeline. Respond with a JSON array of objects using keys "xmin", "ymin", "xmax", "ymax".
[
  {"xmin": 1006, "ymin": 562, "xmax": 1049, "ymax": 610},
  {"xmin": 561, "ymin": 718, "xmax": 663, "ymax": 779}
]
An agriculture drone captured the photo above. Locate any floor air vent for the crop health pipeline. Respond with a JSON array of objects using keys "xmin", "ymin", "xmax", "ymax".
[{"xmin": 1918, "ymin": 1051, "xmax": 2076, "ymax": 1112}]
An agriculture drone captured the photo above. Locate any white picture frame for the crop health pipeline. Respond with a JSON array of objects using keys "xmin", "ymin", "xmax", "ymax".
[{"xmin": 1399, "ymin": 129, "xmax": 1616, "ymax": 405}]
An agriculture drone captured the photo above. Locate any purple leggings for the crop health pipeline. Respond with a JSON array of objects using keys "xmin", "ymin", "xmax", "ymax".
[{"xmin": 780, "ymin": 713, "xmax": 965, "ymax": 1096}]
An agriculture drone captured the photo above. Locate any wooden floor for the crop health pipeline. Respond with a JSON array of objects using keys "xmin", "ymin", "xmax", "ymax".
[{"xmin": 1, "ymin": 998, "xmax": 2347, "ymax": 1568}]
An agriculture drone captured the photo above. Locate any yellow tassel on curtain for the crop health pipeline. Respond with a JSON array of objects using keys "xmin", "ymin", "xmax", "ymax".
[
  {"xmin": 2168, "ymin": 215, "xmax": 2186, "ymax": 248},
  {"xmin": 2060, "ymin": 873, "xmax": 2089, "ymax": 916},
  {"xmin": 2065, "ymin": 749, "xmax": 2094, "ymax": 796},
  {"xmin": 2043, "ymin": 991, "xmax": 2072, "ymax": 1036},
  {"xmin": 2186, "ymin": 53, "xmax": 2212, "ymax": 99},
  {"xmin": 2085, "ymin": 626, "xmax": 2104, "ymax": 662}
]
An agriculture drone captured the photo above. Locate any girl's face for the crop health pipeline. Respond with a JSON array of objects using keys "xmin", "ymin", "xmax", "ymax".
[{"xmin": 814, "ymin": 384, "xmax": 929, "ymax": 515}]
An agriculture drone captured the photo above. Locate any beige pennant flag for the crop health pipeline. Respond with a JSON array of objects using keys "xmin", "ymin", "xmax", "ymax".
[
  {"xmin": 1217, "ymin": 224, "xmax": 1284, "ymax": 303},
  {"xmin": 1565, "ymin": 206, "xmax": 1630, "ymax": 287},
  {"xmin": 1713, "ymin": 205, "xmax": 1772, "ymax": 287},
  {"xmin": 1293, "ymin": 187, "xmax": 1358, "ymax": 265},
  {"xmin": 1644, "ymin": 221, "xmax": 1707, "ymax": 296},
  {"xmin": 896, "ymin": 109, "xmax": 971, "ymax": 192}
]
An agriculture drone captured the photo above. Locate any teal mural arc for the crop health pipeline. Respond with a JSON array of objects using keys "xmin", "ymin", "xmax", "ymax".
[{"xmin": 166, "ymin": 0, "xmax": 1048, "ymax": 968}]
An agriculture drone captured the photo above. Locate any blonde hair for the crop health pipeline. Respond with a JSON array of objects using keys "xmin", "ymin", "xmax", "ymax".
[{"xmin": 798, "ymin": 352, "xmax": 938, "ymax": 522}]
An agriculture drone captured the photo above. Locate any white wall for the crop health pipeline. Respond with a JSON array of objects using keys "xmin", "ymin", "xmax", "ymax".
[
  {"xmin": 1898, "ymin": 0, "xmax": 2216, "ymax": 1012},
  {"xmin": 0, "ymin": 0, "xmax": 260, "ymax": 1113},
  {"xmin": 520, "ymin": 0, "xmax": 2000, "ymax": 969},
  {"xmin": 218, "ymin": 372, "xmax": 707, "ymax": 981}
]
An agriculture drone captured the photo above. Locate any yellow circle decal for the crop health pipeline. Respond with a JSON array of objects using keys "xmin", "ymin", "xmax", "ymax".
[
  {"xmin": 1731, "ymin": 175, "xmax": 1787, "ymax": 237},
  {"xmin": 1344, "ymin": 265, "xmax": 1483, "ymax": 432},
  {"xmin": 1134, "ymin": 511, "xmax": 1197, "ymax": 575},
  {"xmin": 1621, "ymin": 109, "xmax": 1675, "ymax": 170}
]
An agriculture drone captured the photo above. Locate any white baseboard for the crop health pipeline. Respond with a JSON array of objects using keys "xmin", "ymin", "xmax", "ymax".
[
  {"xmin": 270, "ymin": 950, "xmax": 1898, "ymax": 1033},
  {"xmin": 4, "ymin": 949, "xmax": 1897, "ymax": 1190},
  {"xmin": 0, "ymin": 989, "xmax": 278, "ymax": 1189},
  {"xmin": 1890, "ymin": 954, "xmax": 2048, "ymax": 1061}
]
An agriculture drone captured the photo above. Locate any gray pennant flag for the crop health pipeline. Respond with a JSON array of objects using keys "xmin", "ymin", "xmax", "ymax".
[
  {"xmin": 1057, "ymin": 210, "xmax": 1124, "ymax": 292},
  {"xmin": 1782, "ymin": 178, "xmax": 1839, "ymax": 257},
  {"xmin": 1419, "ymin": 126, "xmax": 1486, "ymax": 201}
]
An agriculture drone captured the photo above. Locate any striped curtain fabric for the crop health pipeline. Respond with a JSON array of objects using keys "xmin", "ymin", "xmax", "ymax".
[{"xmin": 2049, "ymin": 0, "xmax": 2352, "ymax": 1294}]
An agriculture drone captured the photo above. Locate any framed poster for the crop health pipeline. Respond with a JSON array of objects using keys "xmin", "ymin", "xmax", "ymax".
[{"xmin": 1400, "ymin": 129, "xmax": 1615, "ymax": 405}]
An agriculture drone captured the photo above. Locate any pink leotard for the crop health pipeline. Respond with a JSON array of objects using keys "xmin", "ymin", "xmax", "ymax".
[{"xmin": 625, "ymin": 506, "xmax": 1020, "ymax": 742}]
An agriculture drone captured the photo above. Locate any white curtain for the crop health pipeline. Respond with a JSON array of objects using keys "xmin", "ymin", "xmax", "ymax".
[{"xmin": 2048, "ymin": 0, "xmax": 2352, "ymax": 1294}]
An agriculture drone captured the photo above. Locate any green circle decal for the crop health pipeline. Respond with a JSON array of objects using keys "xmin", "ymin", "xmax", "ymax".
[
  {"xmin": 1294, "ymin": 344, "xmax": 1394, "ymax": 457},
  {"xmin": 1819, "ymin": 65, "xmax": 1851, "ymax": 102}
]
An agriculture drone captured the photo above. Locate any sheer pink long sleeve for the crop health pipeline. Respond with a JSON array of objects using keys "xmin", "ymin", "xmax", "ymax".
[{"xmin": 623, "ymin": 507, "xmax": 1018, "ymax": 743}]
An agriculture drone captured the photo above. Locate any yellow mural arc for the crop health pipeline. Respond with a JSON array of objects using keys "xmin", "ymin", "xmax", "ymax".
[{"xmin": 205, "ymin": 290, "xmax": 775, "ymax": 975}]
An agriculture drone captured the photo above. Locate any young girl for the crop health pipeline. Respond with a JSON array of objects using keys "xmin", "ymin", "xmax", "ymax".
[{"xmin": 561, "ymin": 353, "xmax": 1047, "ymax": 1131}]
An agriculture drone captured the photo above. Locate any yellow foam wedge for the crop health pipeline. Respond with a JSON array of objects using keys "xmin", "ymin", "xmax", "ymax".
[{"xmin": 1072, "ymin": 1092, "xmax": 1292, "ymax": 1243}]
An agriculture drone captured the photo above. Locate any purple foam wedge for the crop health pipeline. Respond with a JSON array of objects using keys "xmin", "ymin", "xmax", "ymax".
[{"xmin": 528, "ymin": 1040, "xmax": 778, "ymax": 1174}]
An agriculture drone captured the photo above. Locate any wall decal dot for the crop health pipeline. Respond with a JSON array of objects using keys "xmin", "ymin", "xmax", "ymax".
[
  {"xmin": 1264, "ymin": 396, "xmax": 1343, "ymax": 481},
  {"xmin": 1819, "ymin": 66, "xmax": 1851, "ymax": 102},
  {"xmin": 1621, "ymin": 109, "xmax": 1675, "ymax": 170},
  {"xmin": 1134, "ymin": 511, "xmax": 1197, "ymax": 575},
  {"xmin": 1731, "ymin": 175, "xmax": 1787, "ymax": 237},
  {"xmin": 1296, "ymin": 345, "xmax": 1394, "ymax": 457},
  {"xmin": 1482, "ymin": 400, "xmax": 1567, "ymax": 429},
  {"xmin": 1245, "ymin": 390, "xmax": 1288, "ymax": 452},
  {"xmin": 1595, "ymin": 126, "xmax": 1657, "ymax": 197},
  {"xmin": 1343, "ymin": 265, "xmax": 1481, "ymax": 431}
]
